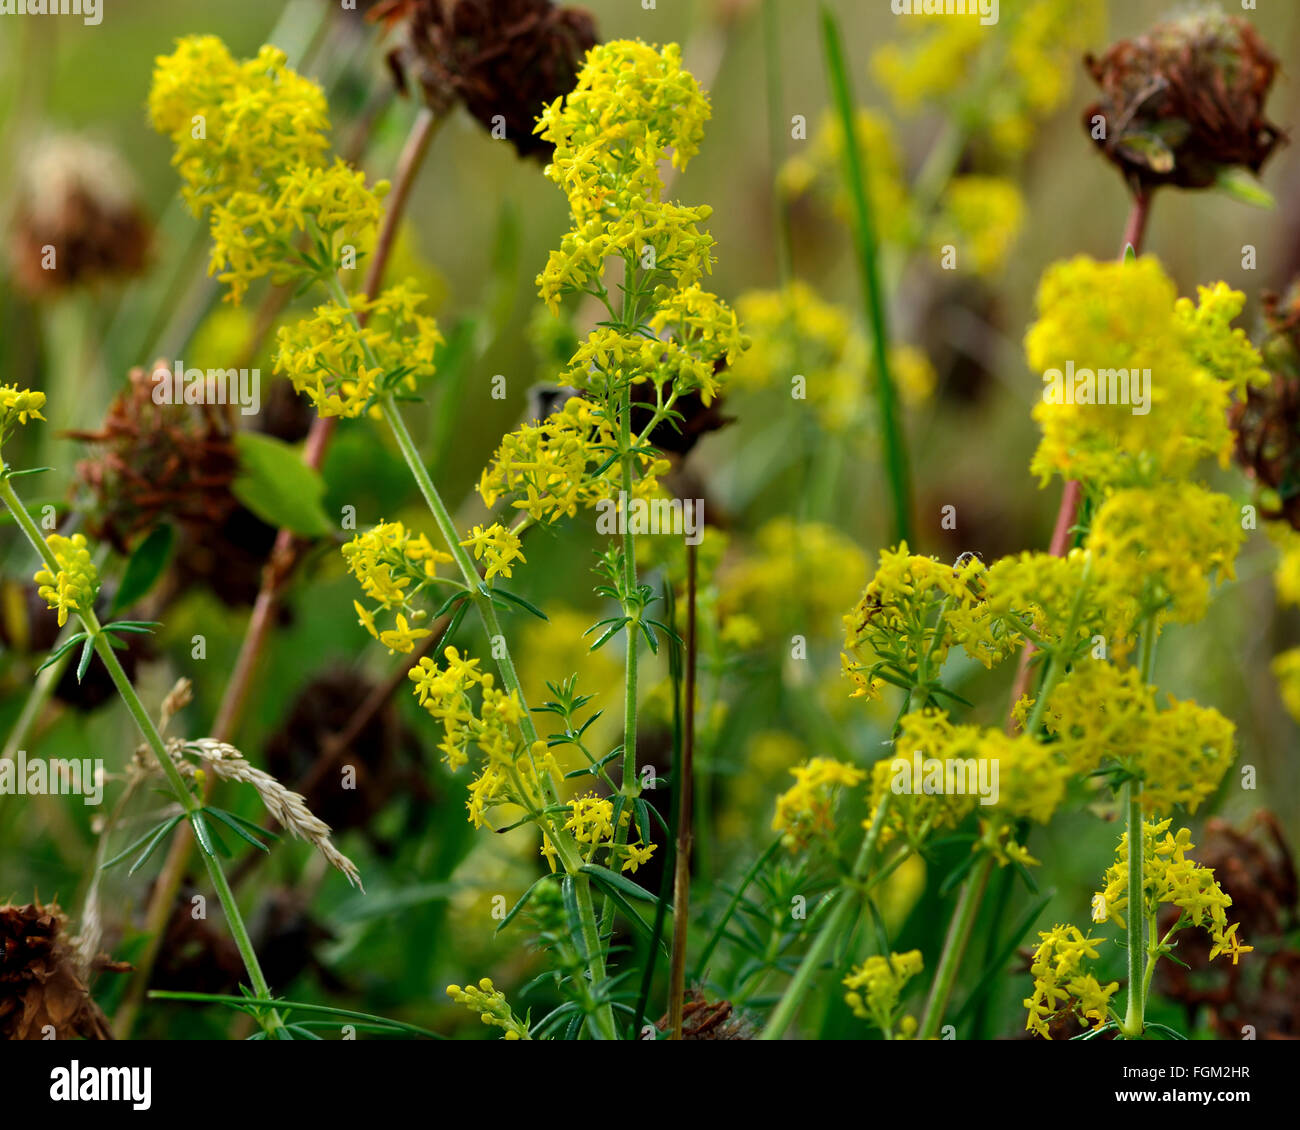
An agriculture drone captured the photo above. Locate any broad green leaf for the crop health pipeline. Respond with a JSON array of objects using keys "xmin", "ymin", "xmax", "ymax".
[
  {"xmin": 111, "ymin": 524, "xmax": 175, "ymax": 613},
  {"xmin": 232, "ymin": 432, "xmax": 333, "ymax": 538}
]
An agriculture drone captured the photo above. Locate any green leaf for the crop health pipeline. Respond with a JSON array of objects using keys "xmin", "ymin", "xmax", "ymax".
[
  {"xmin": 75, "ymin": 638, "xmax": 94, "ymax": 683},
  {"xmin": 126, "ymin": 813, "xmax": 185, "ymax": 875},
  {"xmin": 494, "ymin": 874, "xmax": 557, "ymax": 935},
  {"xmin": 579, "ymin": 863, "xmax": 660, "ymax": 904},
  {"xmin": 581, "ymin": 866, "xmax": 668, "ymax": 952},
  {"xmin": 232, "ymin": 432, "xmax": 333, "ymax": 538},
  {"xmin": 103, "ymin": 814, "xmax": 181, "ymax": 871},
  {"xmin": 188, "ymin": 809, "xmax": 218, "ymax": 858},
  {"xmin": 952, "ymin": 888, "xmax": 1055, "ymax": 1027},
  {"xmin": 204, "ymin": 807, "xmax": 270, "ymax": 853},
  {"xmin": 111, "ymin": 524, "xmax": 176, "ymax": 614},
  {"xmin": 493, "ymin": 587, "xmax": 549, "ymax": 622},
  {"xmin": 36, "ymin": 633, "xmax": 87, "ymax": 674},
  {"xmin": 1213, "ymin": 168, "xmax": 1276, "ymax": 210}
]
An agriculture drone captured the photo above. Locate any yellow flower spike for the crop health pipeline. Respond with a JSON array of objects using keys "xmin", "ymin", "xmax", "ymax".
[
  {"xmin": 843, "ymin": 950, "xmax": 923, "ymax": 1038},
  {"xmin": 445, "ymin": 979, "xmax": 531, "ymax": 1040},
  {"xmin": 33, "ymin": 533, "xmax": 100, "ymax": 628}
]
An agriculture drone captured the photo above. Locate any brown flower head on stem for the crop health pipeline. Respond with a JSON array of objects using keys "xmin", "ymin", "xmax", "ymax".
[
  {"xmin": 66, "ymin": 361, "xmax": 240, "ymax": 554},
  {"xmin": 1082, "ymin": 9, "xmax": 1284, "ymax": 194},
  {"xmin": 9, "ymin": 135, "xmax": 151, "ymax": 298},
  {"xmin": 0, "ymin": 900, "xmax": 126, "ymax": 1040},
  {"xmin": 378, "ymin": 0, "xmax": 598, "ymax": 159},
  {"xmin": 1232, "ymin": 283, "xmax": 1300, "ymax": 530}
]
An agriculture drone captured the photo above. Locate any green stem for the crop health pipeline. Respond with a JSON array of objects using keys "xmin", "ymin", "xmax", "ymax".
[
  {"xmin": 759, "ymin": 794, "xmax": 892, "ymax": 1039},
  {"xmin": 763, "ymin": 0, "xmax": 794, "ymax": 285},
  {"xmin": 821, "ymin": 4, "xmax": 912, "ymax": 546},
  {"xmin": 375, "ymin": 392, "xmax": 617, "ymax": 1039},
  {"xmin": 0, "ymin": 475, "xmax": 281, "ymax": 1032},
  {"xmin": 1121, "ymin": 615, "xmax": 1159, "ymax": 1039},
  {"xmin": 918, "ymin": 853, "xmax": 992, "ymax": 1039},
  {"xmin": 618, "ymin": 379, "xmax": 640, "ymax": 819},
  {"xmin": 1120, "ymin": 781, "xmax": 1145, "ymax": 1039}
]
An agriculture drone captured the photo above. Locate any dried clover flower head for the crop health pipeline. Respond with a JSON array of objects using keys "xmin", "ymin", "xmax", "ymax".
[
  {"xmin": 34, "ymin": 533, "xmax": 100, "ymax": 628},
  {"xmin": 9, "ymin": 134, "xmax": 151, "ymax": 297},
  {"xmin": 382, "ymin": 0, "xmax": 597, "ymax": 160},
  {"xmin": 0, "ymin": 900, "xmax": 124, "ymax": 1040},
  {"xmin": 1232, "ymin": 282, "xmax": 1300, "ymax": 530},
  {"xmin": 66, "ymin": 362, "xmax": 238, "ymax": 553},
  {"xmin": 1083, "ymin": 9, "xmax": 1284, "ymax": 194}
]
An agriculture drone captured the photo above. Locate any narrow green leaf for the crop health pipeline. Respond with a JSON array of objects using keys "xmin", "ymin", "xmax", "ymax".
[
  {"xmin": 205, "ymin": 807, "xmax": 270, "ymax": 853},
  {"xmin": 493, "ymin": 588, "xmax": 549, "ymax": 621},
  {"xmin": 495, "ymin": 874, "xmax": 557, "ymax": 935},
  {"xmin": 127, "ymin": 813, "xmax": 185, "ymax": 875}
]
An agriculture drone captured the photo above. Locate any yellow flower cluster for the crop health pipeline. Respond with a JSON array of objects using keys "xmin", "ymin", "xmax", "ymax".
[
  {"xmin": 535, "ymin": 40, "xmax": 716, "ymax": 306},
  {"xmin": 771, "ymin": 758, "xmax": 866, "ymax": 851},
  {"xmin": 871, "ymin": 1, "xmax": 1105, "ymax": 155},
  {"xmin": 1027, "ymin": 256, "xmax": 1266, "ymax": 489},
  {"xmin": 0, "ymin": 384, "xmax": 46, "ymax": 468},
  {"xmin": 274, "ymin": 283, "xmax": 443, "ymax": 418},
  {"xmin": 459, "ymin": 523, "xmax": 525, "ymax": 582},
  {"xmin": 1270, "ymin": 524, "xmax": 1300, "ymax": 607},
  {"xmin": 34, "ymin": 533, "xmax": 99, "ymax": 628},
  {"xmin": 548, "ymin": 793, "xmax": 656, "ymax": 874},
  {"xmin": 1092, "ymin": 820, "xmax": 1250, "ymax": 968},
  {"xmin": 1272, "ymin": 648, "xmax": 1300, "ymax": 723},
  {"xmin": 932, "ymin": 176, "xmax": 1025, "ymax": 276},
  {"xmin": 409, "ymin": 647, "xmax": 560, "ymax": 834},
  {"xmin": 445, "ymin": 978, "xmax": 531, "ymax": 1040},
  {"xmin": 730, "ymin": 282, "xmax": 863, "ymax": 431},
  {"xmin": 1023, "ymin": 925, "xmax": 1117, "ymax": 1040},
  {"xmin": 841, "ymin": 545, "xmax": 988, "ymax": 699},
  {"xmin": 559, "ymin": 304, "xmax": 743, "ymax": 409},
  {"xmin": 866, "ymin": 709, "xmax": 1071, "ymax": 864},
  {"xmin": 843, "ymin": 950, "xmax": 923, "ymax": 1039},
  {"xmin": 342, "ymin": 520, "xmax": 452, "ymax": 654},
  {"xmin": 477, "ymin": 396, "xmax": 667, "ymax": 525},
  {"xmin": 208, "ymin": 160, "xmax": 388, "ymax": 304},
  {"xmin": 531, "ymin": 38, "xmax": 744, "ymax": 468},
  {"xmin": 148, "ymin": 37, "xmax": 330, "ymax": 210},
  {"xmin": 1045, "ymin": 662, "xmax": 1235, "ymax": 813},
  {"xmin": 1089, "ymin": 483, "xmax": 1243, "ymax": 629},
  {"xmin": 149, "ymin": 37, "xmax": 389, "ymax": 303},
  {"xmin": 971, "ymin": 548, "xmax": 1106, "ymax": 666}
]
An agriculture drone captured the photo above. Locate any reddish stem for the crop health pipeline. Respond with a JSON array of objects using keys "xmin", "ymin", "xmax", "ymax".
[
  {"xmin": 1006, "ymin": 192, "xmax": 1153, "ymax": 730},
  {"xmin": 115, "ymin": 107, "xmax": 442, "ymax": 1036}
]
